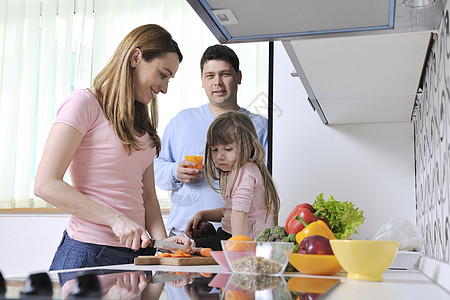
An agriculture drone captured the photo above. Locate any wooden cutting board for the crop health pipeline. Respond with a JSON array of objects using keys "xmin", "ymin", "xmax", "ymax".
[{"xmin": 134, "ymin": 255, "xmax": 218, "ymax": 266}]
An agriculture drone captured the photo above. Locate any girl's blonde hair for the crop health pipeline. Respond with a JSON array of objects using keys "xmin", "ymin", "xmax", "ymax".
[
  {"xmin": 92, "ymin": 24, "xmax": 182, "ymax": 154},
  {"xmin": 204, "ymin": 111, "xmax": 280, "ymax": 224}
]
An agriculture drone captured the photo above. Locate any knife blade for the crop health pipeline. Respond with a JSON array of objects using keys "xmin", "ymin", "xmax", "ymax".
[
  {"xmin": 148, "ymin": 272, "xmax": 201, "ymax": 284},
  {"xmin": 148, "ymin": 238, "xmax": 204, "ymax": 254}
]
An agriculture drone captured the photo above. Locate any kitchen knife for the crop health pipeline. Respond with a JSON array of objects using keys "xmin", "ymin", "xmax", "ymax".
[
  {"xmin": 148, "ymin": 238, "xmax": 204, "ymax": 254},
  {"xmin": 148, "ymin": 272, "xmax": 201, "ymax": 284}
]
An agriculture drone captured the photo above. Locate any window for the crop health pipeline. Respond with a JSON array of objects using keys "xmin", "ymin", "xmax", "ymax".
[{"xmin": 0, "ymin": 0, "xmax": 268, "ymax": 209}]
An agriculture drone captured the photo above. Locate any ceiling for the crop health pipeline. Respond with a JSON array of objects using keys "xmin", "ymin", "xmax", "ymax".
[{"xmin": 188, "ymin": 0, "xmax": 445, "ymax": 124}]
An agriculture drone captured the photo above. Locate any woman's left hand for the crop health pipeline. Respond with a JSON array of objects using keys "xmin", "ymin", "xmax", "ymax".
[{"xmin": 164, "ymin": 235, "xmax": 196, "ymax": 247}]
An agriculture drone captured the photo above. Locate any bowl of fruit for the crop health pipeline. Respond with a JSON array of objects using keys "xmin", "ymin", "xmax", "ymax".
[
  {"xmin": 221, "ymin": 236, "xmax": 294, "ymax": 275},
  {"xmin": 289, "ymin": 235, "xmax": 342, "ymax": 276}
]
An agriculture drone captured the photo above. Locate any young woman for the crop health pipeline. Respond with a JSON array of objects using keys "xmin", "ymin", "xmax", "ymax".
[
  {"xmin": 185, "ymin": 111, "xmax": 280, "ymax": 250},
  {"xmin": 34, "ymin": 24, "xmax": 194, "ymax": 271}
]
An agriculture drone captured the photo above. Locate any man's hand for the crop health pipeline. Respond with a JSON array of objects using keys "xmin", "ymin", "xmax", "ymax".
[{"xmin": 177, "ymin": 160, "xmax": 203, "ymax": 183}]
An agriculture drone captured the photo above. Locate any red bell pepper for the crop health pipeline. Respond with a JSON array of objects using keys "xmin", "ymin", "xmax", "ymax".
[{"xmin": 285, "ymin": 204, "xmax": 325, "ymax": 235}]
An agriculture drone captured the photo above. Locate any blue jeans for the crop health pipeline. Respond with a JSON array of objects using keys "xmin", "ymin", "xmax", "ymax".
[{"xmin": 50, "ymin": 230, "xmax": 155, "ymax": 272}]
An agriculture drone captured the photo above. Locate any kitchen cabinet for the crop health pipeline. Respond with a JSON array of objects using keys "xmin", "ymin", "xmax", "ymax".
[
  {"xmin": 283, "ymin": 31, "xmax": 433, "ymax": 124},
  {"xmin": 188, "ymin": 0, "xmax": 445, "ymax": 124}
]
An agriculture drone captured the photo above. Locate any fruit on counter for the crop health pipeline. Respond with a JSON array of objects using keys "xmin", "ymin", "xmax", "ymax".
[
  {"xmin": 295, "ymin": 219, "xmax": 336, "ymax": 245},
  {"xmin": 285, "ymin": 204, "xmax": 326, "ymax": 235},
  {"xmin": 312, "ymin": 193, "xmax": 365, "ymax": 240},
  {"xmin": 299, "ymin": 235, "xmax": 334, "ymax": 255},
  {"xmin": 225, "ymin": 235, "xmax": 254, "ymax": 252},
  {"xmin": 228, "ymin": 235, "xmax": 253, "ymax": 241},
  {"xmin": 254, "ymin": 226, "xmax": 288, "ymax": 242}
]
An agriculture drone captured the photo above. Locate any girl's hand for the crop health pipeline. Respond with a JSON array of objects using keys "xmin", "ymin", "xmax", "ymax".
[
  {"xmin": 165, "ymin": 235, "xmax": 196, "ymax": 247},
  {"xmin": 177, "ymin": 160, "xmax": 203, "ymax": 183},
  {"xmin": 110, "ymin": 214, "xmax": 151, "ymax": 250},
  {"xmin": 184, "ymin": 212, "xmax": 203, "ymax": 238}
]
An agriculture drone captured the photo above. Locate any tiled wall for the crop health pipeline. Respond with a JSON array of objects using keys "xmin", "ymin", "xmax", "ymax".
[{"xmin": 414, "ymin": 4, "xmax": 450, "ymax": 262}]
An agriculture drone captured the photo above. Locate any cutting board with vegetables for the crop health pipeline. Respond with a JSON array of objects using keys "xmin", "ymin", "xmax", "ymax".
[{"xmin": 134, "ymin": 255, "xmax": 218, "ymax": 266}]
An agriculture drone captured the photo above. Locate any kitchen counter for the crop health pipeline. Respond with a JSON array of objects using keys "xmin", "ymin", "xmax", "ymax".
[{"xmin": 4, "ymin": 256, "xmax": 450, "ymax": 299}]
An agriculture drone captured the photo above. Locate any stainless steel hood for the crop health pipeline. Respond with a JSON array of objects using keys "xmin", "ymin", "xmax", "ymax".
[
  {"xmin": 188, "ymin": 0, "xmax": 446, "ymax": 124},
  {"xmin": 187, "ymin": 0, "xmax": 395, "ymax": 43}
]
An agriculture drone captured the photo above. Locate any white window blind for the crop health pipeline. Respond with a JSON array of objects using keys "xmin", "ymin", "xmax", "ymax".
[{"xmin": 0, "ymin": 0, "xmax": 268, "ymax": 209}]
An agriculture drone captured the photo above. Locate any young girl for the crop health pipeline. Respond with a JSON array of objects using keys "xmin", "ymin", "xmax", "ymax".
[{"xmin": 185, "ymin": 111, "xmax": 280, "ymax": 250}]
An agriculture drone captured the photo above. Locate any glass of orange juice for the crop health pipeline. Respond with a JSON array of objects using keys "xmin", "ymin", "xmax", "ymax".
[{"xmin": 184, "ymin": 153, "xmax": 203, "ymax": 172}]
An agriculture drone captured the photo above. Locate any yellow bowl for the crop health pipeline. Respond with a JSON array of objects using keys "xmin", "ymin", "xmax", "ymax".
[
  {"xmin": 289, "ymin": 253, "xmax": 342, "ymax": 276},
  {"xmin": 330, "ymin": 240, "xmax": 399, "ymax": 282}
]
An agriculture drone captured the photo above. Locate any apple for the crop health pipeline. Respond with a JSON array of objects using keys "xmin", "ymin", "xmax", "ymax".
[{"xmin": 299, "ymin": 235, "xmax": 334, "ymax": 255}]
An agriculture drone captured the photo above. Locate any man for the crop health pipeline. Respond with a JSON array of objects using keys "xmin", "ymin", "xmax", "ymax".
[{"xmin": 154, "ymin": 45, "xmax": 268, "ymax": 236}]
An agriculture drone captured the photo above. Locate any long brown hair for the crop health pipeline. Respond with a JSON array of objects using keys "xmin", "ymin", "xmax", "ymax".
[
  {"xmin": 92, "ymin": 24, "xmax": 182, "ymax": 154},
  {"xmin": 204, "ymin": 111, "xmax": 280, "ymax": 224}
]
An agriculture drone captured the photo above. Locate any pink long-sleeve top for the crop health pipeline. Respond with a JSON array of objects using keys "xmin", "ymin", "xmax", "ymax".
[{"xmin": 221, "ymin": 162, "xmax": 275, "ymax": 239}]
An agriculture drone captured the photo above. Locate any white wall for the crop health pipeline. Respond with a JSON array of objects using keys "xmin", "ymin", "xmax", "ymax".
[
  {"xmin": 0, "ymin": 214, "xmax": 69, "ymax": 277},
  {"xmin": 0, "ymin": 214, "xmax": 169, "ymax": 277},
  {"xmin": 272, "ymin": 41, "xmax": 416, "ymax": 239}
]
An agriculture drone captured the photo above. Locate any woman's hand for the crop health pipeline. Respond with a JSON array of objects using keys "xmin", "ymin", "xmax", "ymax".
[
  {"xmin": 184, "ymin": 212, "xmax": 204, "ymax": 239},
  {"xmin": 110, "ymin": 214, "xmax": 151, "ymax": 250}
]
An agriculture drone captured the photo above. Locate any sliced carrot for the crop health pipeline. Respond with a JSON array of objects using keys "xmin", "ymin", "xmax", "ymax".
[
  {"xmin": 157, "ymin": 253, "xmax": 172, "ymax": 257},
  {"xmin": 200, "ymin": 248, "xmax": 212, "ymax": 257},
  {"xmin": 182, "ymin": 251, "xmax": 192, "ymax": 257},
  {"xmin": 172, "ymin": 249, "xmax": 191, "ymax": 257}
]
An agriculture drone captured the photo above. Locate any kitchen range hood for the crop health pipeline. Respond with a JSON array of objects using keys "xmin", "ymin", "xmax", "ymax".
[
  {"xmin": 187, "ymin": 0, "xmax": 395, "ymax": 43},
  {"xmin": 188, "ymin": 0, "xmax": 446, "ymax": 124}
]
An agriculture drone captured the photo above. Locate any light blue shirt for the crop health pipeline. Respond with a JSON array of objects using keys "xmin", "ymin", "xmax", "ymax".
[{"xmin": 154, "ymin": 104, "xmax": 268, "ymax": 235}]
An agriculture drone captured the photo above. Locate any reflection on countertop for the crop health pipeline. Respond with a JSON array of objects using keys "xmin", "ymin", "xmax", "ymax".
[{"xmin": 3, "ymin": 268, "xmax": 339, "ymax": 299}]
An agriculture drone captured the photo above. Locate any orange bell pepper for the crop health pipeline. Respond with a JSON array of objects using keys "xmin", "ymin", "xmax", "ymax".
[{"xmin": 295, "ymin": 219, "xmax": 336, "ymax": 245}]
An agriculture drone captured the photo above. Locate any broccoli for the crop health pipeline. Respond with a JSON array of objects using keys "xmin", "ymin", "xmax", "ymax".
[
  {"xmin": 254, "ymin": 226, "xmax": 288, "ymax": 242},
  {"xmin": 285, "ymin": 263, "xmax": 295, "ymax": 272},
  {"xmin": 288, "ymin": 233, "xmax": 296, "ymax": 243}
]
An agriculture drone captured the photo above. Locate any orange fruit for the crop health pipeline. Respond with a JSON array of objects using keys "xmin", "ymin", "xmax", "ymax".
[
  {"xmin": 227, "ymin": 235, "xmax": 253, "ymax": 241},
  {"xmin": 225, "ymin": 290, "xmax": 252, "ymax": 300},
  {"xmin": 226, "ymin": 235, "xmax": 254, "ymax": 252}
]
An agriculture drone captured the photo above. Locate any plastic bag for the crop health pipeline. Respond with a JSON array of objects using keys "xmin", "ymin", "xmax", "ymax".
[{"xmin": 373, "ymin": 217, "xmax": 423, "ymax": 251}]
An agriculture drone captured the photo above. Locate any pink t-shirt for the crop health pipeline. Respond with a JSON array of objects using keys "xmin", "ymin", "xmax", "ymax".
[
  {"xmin": 221, "ymin": 162, "xmax": 275, "ymax": 239},
  {"xmin": 55, "ymin": 89, "xmax": 156, "ymax": 246}
]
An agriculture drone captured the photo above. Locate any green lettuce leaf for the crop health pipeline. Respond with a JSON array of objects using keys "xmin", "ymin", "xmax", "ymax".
[{"xmin": 312, "ymin": 193, "xmax": 365, "ymax": 240}]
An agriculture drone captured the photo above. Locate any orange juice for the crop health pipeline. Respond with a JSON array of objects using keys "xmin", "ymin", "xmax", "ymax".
[{"xmin": 185, "ymin": 155, "xmax": 203, "ymax": 171}]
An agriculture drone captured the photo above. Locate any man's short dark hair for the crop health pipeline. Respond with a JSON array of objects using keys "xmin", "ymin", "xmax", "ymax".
[{"xmin": 200, "ymin": 44, "xmax": 239, "ymax": 74}]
